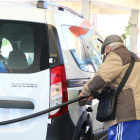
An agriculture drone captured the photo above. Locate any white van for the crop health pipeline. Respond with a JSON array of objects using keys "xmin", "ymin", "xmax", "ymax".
[{"xmin": 0, "ymin": 1, "xmax": 107, "ymax": 140}]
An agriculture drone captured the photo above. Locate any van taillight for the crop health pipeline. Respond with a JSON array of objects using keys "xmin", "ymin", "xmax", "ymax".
[{"xmin": 49, "ymin": 65, "xmax": 68, "ymax": 118}]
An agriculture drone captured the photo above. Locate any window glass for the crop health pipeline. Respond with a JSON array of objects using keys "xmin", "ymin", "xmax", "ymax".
[
  {"xmin": 25, "ymin": 53, "xmax": 34, "ymax": 65},
  {"xmin": 1, "ymin": 38, "xmax": 13, "ymax": 59},
  {"xmin": 0, "ymin": 20, "xmax": 49, "ymax": 73},
  {"xmin": 96, "ymin": 36, "xmax": 103, "ymax": 61},
  {"xmin": 91, "ymin": 35, "xmax": 100, "ymax": 54},
  {"xmin": 79, "ymin": 28, "xmax": 101, "ymax": 72},
  {"xmin": 97, "ymin": 38, "xmax": 103, "ymax": 49},
  {"xmin": 61, "ymin": 26, "xmax": 88, "ymax": 72},
  {"xmin": 0, "ymin": 23, "xmax": 34, "ymax": 70},
  {"xmin": 48, "ymin": 26, "xmax": 62, "ymax": 68}
]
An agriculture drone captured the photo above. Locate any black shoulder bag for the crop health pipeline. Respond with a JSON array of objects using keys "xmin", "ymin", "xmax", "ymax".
[{"xmin": 96, "ymin": 52, "xmax": 135, "ymax": 122}]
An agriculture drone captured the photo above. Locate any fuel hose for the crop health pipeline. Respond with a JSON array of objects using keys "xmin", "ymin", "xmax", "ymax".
[{"xmin": 0, "ymin": 96, "xmax": 89, "ymax": 126}]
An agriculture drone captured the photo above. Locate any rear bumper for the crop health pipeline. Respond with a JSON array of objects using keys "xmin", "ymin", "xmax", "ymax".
[{"xmin": 46, "ymin": 111, "xmax": 75, "ymax": 140}]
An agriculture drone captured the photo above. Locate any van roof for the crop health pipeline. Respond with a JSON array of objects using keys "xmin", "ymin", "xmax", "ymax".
[
  {"xmin": 0, "ymin": 1, "xmax": 36, "ymax": 7},
  {"xmin": 0, "ymin": 1, "xmax": 84, "ymax": 19}
]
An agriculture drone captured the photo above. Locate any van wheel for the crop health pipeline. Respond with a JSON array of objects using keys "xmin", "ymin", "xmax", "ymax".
[{"xmin": 77, "ymin": 129, "xmax": 87, "ymax": 140}]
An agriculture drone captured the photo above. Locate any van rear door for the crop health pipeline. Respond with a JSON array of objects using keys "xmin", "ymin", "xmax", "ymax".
[{"xmin": 0, "ymin": 19, "xmax": 50, "ymax": 140}]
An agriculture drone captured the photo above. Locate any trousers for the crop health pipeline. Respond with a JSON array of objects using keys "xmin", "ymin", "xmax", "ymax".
[{"xmin": 108, "ymin": 120, "xmax": 140, "ymax": 140}]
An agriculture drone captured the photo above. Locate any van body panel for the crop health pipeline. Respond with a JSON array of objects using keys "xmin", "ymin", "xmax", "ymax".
[
  {"xmin": 0, "ymin": 5, "xmax": 46, "ymax": 23},
  {"xmin": 53, "ymin": 13, "xmax": 90, "ymax": 79},
  {"xmin": 46, "ymin": 9, "xmax": 59, "ymax": 27},
  {"xmin": 0, "ymin": 70, "xmax": 50, "ymax": 140},
  {"xmin": 74, "ymin": 15, "xmax": 94, "ymax": 32},
  {"xmin": 46, "ymin": 112, "xmax": 75, "ymax": 140},
  {"xmin": 91, "ymin": 99, "xmax": 104, "ymax": 131},
  {"xmin": 74, "ymin": 15, "xmax": 104, "ymax": 132},
  {"xmin": 67, "ymin": 88, "xmax": 86, "ymax": 126},
  {"xmin": 0, "ymin": 6, "xmax": 50, "ymax": 140},
  {"xmin": 53, "ymin": 12, "xmax": 90, "ymax": 127}
]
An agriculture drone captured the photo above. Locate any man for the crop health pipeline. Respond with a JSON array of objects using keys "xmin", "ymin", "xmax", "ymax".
[{"xmin": 79, "ymin": 35, "xmax": 140, "ymax": 140}]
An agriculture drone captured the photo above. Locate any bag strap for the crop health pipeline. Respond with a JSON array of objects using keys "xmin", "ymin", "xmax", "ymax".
[{"xmin": 116, "ymin": 52, "xmax": 135, "ymax": 95}]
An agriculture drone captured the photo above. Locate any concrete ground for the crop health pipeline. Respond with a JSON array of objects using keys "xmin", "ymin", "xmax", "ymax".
[
  {"xmin": 103, "ymin": 136, "xmax": 109, "ymax": 140},
  {"xmin": 100, "ymin": 135, "xmax": 109, "ymax": 140}
]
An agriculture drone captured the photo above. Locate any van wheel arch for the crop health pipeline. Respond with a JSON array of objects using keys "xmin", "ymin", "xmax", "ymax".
[
  {"xmin": 81, "ymin": 121, "xmax": 92, "ymax": 140},
  {"xmin": 72, "ymin": 111, "xmax": 93, "ymax": 140},
  {"xmin": 77, "ymin": 129, "xmax": 87, "ymax": 140}
]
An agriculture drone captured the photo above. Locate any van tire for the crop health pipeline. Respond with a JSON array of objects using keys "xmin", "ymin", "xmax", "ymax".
[{"xmin": 77, "ymin": 129, "xmax": 87, "ymax": 140}]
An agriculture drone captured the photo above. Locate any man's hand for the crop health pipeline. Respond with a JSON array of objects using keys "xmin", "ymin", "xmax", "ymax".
[
  {"xmin": 79, "ymin": 92, "xmax": 94, "ymax": 101},
  {"xmin": 79, "ymin": 92, "xmax": 88, "ymax": 101},
  {"xmin": 87, "ymin": 95, "xmax": 94, "ymax": 101}
]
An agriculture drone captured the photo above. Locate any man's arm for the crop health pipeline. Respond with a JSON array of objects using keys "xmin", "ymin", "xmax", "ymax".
[{"xmin": 81, "ymin": 52, "xmax": 123, "ymax": 98}]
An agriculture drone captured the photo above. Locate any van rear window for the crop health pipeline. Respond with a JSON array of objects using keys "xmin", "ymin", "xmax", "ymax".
[{"xmin": 0, "ymin": 20, "xmax": 49, "ymax": 73}]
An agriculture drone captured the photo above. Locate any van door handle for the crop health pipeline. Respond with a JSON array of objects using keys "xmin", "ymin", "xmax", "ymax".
[{"xmin": 0, "ymin": 100, "xmax": 34, "ymax": 109}]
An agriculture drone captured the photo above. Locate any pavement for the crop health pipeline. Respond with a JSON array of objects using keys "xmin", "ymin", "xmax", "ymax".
[
  {"xmin": 103, "ymin": 136, "xmax": 109, "ymax": 140},
  {"xmin": 100, "ymin": 135, "xmax": 109, "ymax": 140}
]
